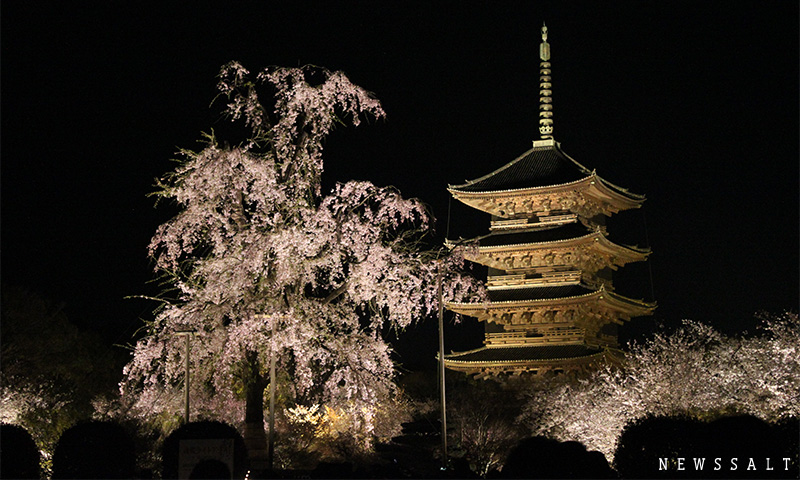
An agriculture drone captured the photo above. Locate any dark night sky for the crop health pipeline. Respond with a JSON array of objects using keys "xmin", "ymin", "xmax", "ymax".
[{"xmin": 2, "ymin": 2, "xmax": 798, "ymax": 367}]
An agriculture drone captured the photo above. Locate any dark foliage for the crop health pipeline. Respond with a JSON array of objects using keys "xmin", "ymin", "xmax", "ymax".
[
  {"xmin": 0, "ymin": 424, "xmax": 40, "ymax": 479},
  {"xmin": 446, "ymin": 375, "xmax": 526, "ymax": 476},
  {"xmin": 1, "ymin": 285, "xmax": 123, "ymax": 450},
  {"xmin": 52, "ymin": 420, "xmax": 136, "ymax": 479},
  {"xmin": 614, "ymin": 414, "xmax": 701, "ymax": 478},
  {"xmin": 375, "ymin": 409, "xmax": 448, "ymax": 478},
  {"xmin": 162, "ymin": 420, "xmax": 248, "ymax": 480},
  {"xmin": 496, "ymin": 436, "xmax": 616, "ymax": 479},
  {"xmin": 614, "ymin": 414, "xmax": 799, "ymax": 478}
]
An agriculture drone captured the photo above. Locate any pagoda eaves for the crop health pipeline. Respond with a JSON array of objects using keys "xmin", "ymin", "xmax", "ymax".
[
  {"xmin": 448, "ymin": 140, "xmax": 644, "ymax": 219},
  {"xmin": 441, "ymin": 344, "xmax": 621, "ymax": 378},
  {"xmin": 452, "ymin": 226, "xmax": 650, "ymax": 275},
  {"xmin": 446, "ymin": 284, "xmax": 655, "ymax": 326}
]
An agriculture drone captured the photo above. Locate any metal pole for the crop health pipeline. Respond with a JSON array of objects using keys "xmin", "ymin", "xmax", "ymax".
[
  {"xmin": 268, "ymin": 320, "xmax": 276, "ymax": 469},
  {"xmin": 437, "ymin": 263, "xmax": 448, "ymax": 471},
  {"xmin": 176, "ymin": 329, "xmax": 195, "ymax": 424},
  {"xmin": 184, "ymin": 333, "xmax": 190, "ymax": 423}
]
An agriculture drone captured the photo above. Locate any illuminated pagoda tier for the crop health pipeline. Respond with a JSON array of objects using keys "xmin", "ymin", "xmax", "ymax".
[{"xmin": 443, "ymin": 25, "xmax": 655, "ymax": 378}]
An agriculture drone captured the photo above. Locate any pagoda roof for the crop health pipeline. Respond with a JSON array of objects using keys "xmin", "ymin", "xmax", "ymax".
[
  {"xmin": 446, "ymin": 284, "xmax": 656, "ymax": 323},
  {"xmin": 478, "ymin": 222, "xmax": 592, "ymax": 247},
  {"xmin": 443, "ymin": 344, "xmax": 602, "ymax": 363},
  {"xmin": 447, "ymin": 139, "xmax": 645, "ymax": 209},
  {"xmin": 449, "ymin": 140, "xmax": 591, "ymax": 192},
  {"xmin": 488, "ymin": 284, "xmax": 592, "ymax": 302},
  {"xmin": 450, "ymin": 224, "xmax": 650, "ymax": 273}
]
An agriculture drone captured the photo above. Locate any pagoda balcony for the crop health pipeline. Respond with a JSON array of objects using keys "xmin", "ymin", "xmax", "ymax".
[
  {"xmin": 534, "ymin": 212, "xmax": 577, "ymax": 224},
  {"xmin": 490, "ymin": 218, "xmax": 532, "ymax": 230},
  {"xmin": 583, "ymin": 338, "xmax": 619, "ymax": 349},
  {"xmin": 489, "ymin": 213, "xmax": 577, "ymax": 231},
  {"xmin": 484, "ymin": 329, "xmax": 585, "ymax": 346},
  {"xmin": 487, "ymin": 270, "xmax": 582, "ymax": 288}
]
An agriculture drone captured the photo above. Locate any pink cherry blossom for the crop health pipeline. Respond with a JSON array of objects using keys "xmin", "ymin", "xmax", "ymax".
[{"xmin": 119, "ymin": 63, "xmax": 483, "ymax": 448}]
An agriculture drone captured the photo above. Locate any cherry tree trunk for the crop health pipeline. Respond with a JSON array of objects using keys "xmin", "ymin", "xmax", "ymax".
[{"xmin": 243, "ymin": 365, "xmax": 269, "ymax": 467}]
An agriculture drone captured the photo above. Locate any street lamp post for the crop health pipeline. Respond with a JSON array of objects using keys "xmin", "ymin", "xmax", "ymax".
[
  {"xmin": 254, "ymin": 314, "xmax": 277, "ymax": 470},
  {"xmin": 268, "ymin": 318, "xmax": 276, "ymax": 470},
  {"xmin": 437, "ymin": 262, "xmax": 448, "ymax": 471},
  {"xmin": 175, "ymin": 329, "xmax": 196, "ymax": 424}
]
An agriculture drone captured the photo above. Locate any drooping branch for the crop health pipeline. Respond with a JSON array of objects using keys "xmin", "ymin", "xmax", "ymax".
[
  {"xmin": 120, "ymin": 61, "xmax": 483, "ymax": 452},
  {"xmin": 322, "ymin": 282, "xmax": 348, "ymax": 305}
]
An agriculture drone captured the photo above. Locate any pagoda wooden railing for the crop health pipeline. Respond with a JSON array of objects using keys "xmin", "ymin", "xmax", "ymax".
[
  {"xmin": 486, "ymin": 270, "xmax": 581, "ymax": 288},
  {"xmin": 484, "ymin": 328, "xmax": 585, "ymax": 346},
  {"xmin": 489, "ymin": 213, "xmax": 577, "ymax": 231}
]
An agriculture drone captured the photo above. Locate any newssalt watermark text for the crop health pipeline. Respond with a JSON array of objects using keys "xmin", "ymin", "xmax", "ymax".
[{"xmin": 659, "ymin": 457, "xmax": 793, "ymax": 472}]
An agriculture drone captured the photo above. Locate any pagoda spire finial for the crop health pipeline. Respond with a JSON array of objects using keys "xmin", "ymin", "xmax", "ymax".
[{"xmin": 538, "ymin": 23, "xmax": 554, "ymax": 140}]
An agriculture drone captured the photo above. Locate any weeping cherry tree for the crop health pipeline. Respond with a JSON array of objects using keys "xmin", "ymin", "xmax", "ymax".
[{"xmin": 120, "ymin": 62, "xmax": 481, "ymax": 457}]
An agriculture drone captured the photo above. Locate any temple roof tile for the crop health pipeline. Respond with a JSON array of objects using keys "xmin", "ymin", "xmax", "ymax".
[{"xmin": 448, "ymin": 141, "xmax": 644, "ymax": 204}]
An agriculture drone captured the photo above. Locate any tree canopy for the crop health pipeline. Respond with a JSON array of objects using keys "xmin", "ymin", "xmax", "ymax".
[
  {"xmin": 1, "ymin": 284, "xmax": 120, "ymax": 469},
  {"xmin": 119, "ymin": 62, "xmax": 481, "ymax": 449},
  {"xmin": 520, "ymin": 312, "xmax": 800, "ymax": 461}
]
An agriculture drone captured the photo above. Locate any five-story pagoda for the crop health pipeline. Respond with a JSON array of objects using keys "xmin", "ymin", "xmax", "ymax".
[{"xmin": 443, "ymin": 25, "xmax": 655, "ymax": 378}]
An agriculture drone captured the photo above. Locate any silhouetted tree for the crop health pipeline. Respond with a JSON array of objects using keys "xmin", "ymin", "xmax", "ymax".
[
  {"xmin": 1, "ymin": 285, "xmax": 120, "ymax": 470},
  {"xmin": 448, "ymin": 378, "xmax": 525, "ymax": 476},
  {"xmin": 613, "ymin": 414, "xmax": 704, "ymax": 478}
]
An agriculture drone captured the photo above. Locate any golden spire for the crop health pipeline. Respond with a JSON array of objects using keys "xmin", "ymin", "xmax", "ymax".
[{"xmin": 539, "ymin": 23, "xmax": 554, "ymax": 140}]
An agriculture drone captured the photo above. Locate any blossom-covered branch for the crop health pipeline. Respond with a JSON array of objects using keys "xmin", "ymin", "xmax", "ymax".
[
  {"xmin": 120, "ymin": 62, "xmax": 482, "ymax": 453},
  {"xmin": 520, "ymin": 312, "xmax": 799, "ymax": 461}
]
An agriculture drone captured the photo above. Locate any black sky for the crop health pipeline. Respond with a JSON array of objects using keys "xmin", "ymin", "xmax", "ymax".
[{"xmin": 2, "ymin": 2, "xmax": 798, "ymax": 366}]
